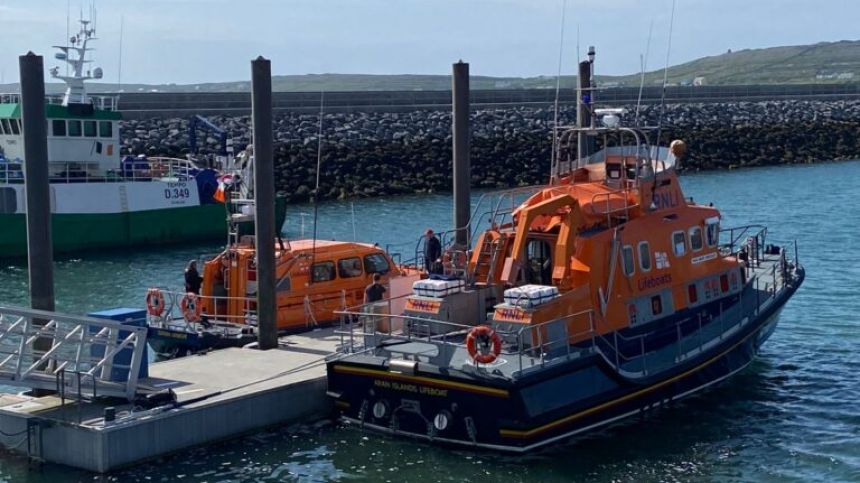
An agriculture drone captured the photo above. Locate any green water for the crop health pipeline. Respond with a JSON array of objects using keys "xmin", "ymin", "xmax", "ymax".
[{"xmin": 0, "ymin": 161, "xmax": 859, "ymax": 482}]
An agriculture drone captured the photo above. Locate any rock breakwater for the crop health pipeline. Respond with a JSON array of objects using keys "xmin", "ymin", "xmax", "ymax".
[{"xmin": 121, "ymin": 100, "xmax": 860, "ymax": 201}]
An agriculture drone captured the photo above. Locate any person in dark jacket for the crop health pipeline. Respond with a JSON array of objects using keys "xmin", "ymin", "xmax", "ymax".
[
  {"xmin": 184, "ymin": 260, "xmax": 203, "ymax": 294},
  {"xmin": 364, "ymin": 273, "xmax": 386, "ymax": 303},
  {"xmin": 424, "ymin": 229, "xmax": 442, "ymax": 274}
]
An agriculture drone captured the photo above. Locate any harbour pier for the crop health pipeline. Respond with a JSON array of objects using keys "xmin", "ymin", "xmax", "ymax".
[{"xmin": 0, "ymin": 308, "xmax": 339, "ymax": 473}]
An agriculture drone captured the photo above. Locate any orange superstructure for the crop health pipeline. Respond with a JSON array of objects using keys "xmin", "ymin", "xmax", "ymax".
[
  {"xmin": 463, "ymin": 138, "xmax": 743, "ymax": 346},
  {"xmin": 196, "ymin": 238, "xmax": 419, "ymax": 331}
]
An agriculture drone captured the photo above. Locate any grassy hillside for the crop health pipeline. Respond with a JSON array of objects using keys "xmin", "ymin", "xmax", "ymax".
[
  {"xmin": 2, "ymin": 40, "xmax": 857, "ymax": 93},
  {"xmin": 613, "ymin": 40, "xmax": 860, "ymax": 86}
]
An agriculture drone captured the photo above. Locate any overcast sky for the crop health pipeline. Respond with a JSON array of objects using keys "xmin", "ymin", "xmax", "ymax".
[{"xmin": 1, "ymin": 0, "xmax": 858, "ymax": 85}]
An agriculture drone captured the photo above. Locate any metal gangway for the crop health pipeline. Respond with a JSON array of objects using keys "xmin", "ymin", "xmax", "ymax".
[{"xmin": 0, "ymin": 306, "xmax": 148, "ymax": 400}]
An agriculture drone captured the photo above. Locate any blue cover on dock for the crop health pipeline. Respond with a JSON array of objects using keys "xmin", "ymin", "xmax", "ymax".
[{"xmin": 87, "ymin": 308, "xmax": 149, "ymax": 380}]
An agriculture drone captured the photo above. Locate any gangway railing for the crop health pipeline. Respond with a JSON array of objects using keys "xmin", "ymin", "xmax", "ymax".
[{"xmin": 0, "ymin": 306, "xmax": 148, "ymax": 400}]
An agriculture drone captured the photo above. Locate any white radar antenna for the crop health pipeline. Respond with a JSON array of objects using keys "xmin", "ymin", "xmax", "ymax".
[{"xmin": 49, "ymin": 14, "xmax": 103, "ymax": 106}]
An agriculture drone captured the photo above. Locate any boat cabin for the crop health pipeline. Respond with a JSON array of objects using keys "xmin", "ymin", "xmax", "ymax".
[{"xmin": 199, "ymin": 237, "xmax": 416, "ymax": 331}]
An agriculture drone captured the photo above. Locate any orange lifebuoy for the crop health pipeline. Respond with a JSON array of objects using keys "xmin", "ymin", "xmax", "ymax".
[
  {"xmin": 466, "ymin": 325, "xmax": 502, "ymax": 364},
  {"xmin": 180, "ymin": 293, "xmax": 202, "ymax": 322},
  {"xmin": 146, "ymin": 288, "xmax": 166, "ymax": 317}
]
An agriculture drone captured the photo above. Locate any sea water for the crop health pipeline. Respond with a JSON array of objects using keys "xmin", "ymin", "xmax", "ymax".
[{"xmin": 0, "ymin": 161, "xmax": 858, "ymax": 482}]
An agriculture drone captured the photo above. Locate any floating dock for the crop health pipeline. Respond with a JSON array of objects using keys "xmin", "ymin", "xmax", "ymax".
[{"xmin": 0, "ymin": 328, "xmax": 341, "ymax": 473}]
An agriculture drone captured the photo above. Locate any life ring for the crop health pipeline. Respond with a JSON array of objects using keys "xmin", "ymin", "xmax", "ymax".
[
  {"xmin": 466, "ymin": 325, "xmax": 502, "ymax": 364},
  {"xmin": 180, "ymin": 293, "xmax": 202, "ymax": 322},
  {"xmin": 145, "ymin": 288, "xmax": 166, "ymax": 317}
]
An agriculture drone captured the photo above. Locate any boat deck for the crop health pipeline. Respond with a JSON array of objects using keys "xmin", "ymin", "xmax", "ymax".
[
  {"xmin": 0, "ymin": 328, "xmax": 342, "ymax": 473},
  {"xmin": 343, "ymin": 253, "xmax": 792, "ymax": 382}
]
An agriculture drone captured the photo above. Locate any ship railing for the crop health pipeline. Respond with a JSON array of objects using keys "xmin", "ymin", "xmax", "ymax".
[
  {"xmin": 147, "ymin": 289, "xmax": 257, "ymax": 329},
  {"xmin": 589, "ymin": 190, "xmax": 640, "ymax": 227},
  {"xmin": 0, "ymin": 305, "xmax": 148, "ymax": 400},
  {"xmin": 719, "ymin": 224, "xmax": 768, "ymax": 264},
  {"xmin": 507, "ymin": 310, "xmax": 596, "ymax": 376},
  {"xmin": 0, "ymin": 93, "xmax": 119, "ymax": 111},
  {"xmin": 334, "ymin": 301, "xmax": 476, "ymax": 365},
  {"xmin": 588, "ymin": 249, "xmax": 797, "ymax": 378},
  {"xmin": 1, "ymin": 157, "xmax": 204, "ymax": 184}
]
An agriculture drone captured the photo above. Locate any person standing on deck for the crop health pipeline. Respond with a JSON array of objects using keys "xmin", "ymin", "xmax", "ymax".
[
  {"xmin": 424, "ymin": 229, "xmax": 442, "ymax": 274},
  {"xmin": 185, "ymin": 260, "xmax": 204, "ymax": 294},
  {"xmin": 364, "ymin": 273, "xmax": 387, "ymax": 303}
]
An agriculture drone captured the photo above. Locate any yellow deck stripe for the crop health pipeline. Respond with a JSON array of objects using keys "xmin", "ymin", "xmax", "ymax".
[
  {"xmin": 499, "ymin": 327, "xmax": 760, "ymax": 439},
  {"xmin": 332, "ymin": 365, "xmax": 510, "ymax": 398}
]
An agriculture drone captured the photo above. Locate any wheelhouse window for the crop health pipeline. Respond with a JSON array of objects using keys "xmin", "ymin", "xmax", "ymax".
[
  {"xmin": 0, "ymin": 188, "xmax": 16, "ymax": 214},
  {"xmin": 83, "ymin": 120, "xmax": 97, "ymax": 137},
  {"xmin": 9, "ymin": 119, "xmax": 20, "ymax": 135},
  {"xmin": 706, "ymin": 219, "xmax": 719, "ymax": 246},
  {"xmin": 276, "ymin": 276, "xmax": 291, "ymax": 292},
  {"xmin": 68, "ymin": 120, "xmax": 82, "ymax": 137},
  {"xmin": 622, "ymin": 245, "xmax": 635, "ymax": 276},
  {"xmin": 672, "ymin": 231, "xmax": 687, "ymax": 257},
  {"xmin": 689, "ymin": 226, "xmax": 704, "ymax": 251},
  {"xmin": 651, "ymin": 295, "xmax": 663, "ymax": 316},
  {"xmin": 688, "ymin": 284, "xmax": 699, "ymax": 304},
  {"xmin": 99, "ymin": 121, "xmax": 113, "ymax": 138},
  {"xmin": 364, "ymin": 253, "xmax": 391, "ymax": 275},
  {"xmin": 0, "ymin": 119, "xmax": 11, "ymax": 135},
  {"xmin": 52, "ymin": 120, "xmax": 66, "ymax": 136},
  {"xmin": 638, "ymin": 242, "xmax": 651, "ymax": 272},
  {"xmin": 337, "ymin": 257, "xmax": 363, "ymax": 278},
  {"xmin": 311, "ymin": 261, "xmax": 336, "ymax": 282}
]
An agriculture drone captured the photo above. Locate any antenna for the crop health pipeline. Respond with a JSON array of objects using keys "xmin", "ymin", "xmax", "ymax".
[
  {"xmin": 309, "ymin": 91, "xmax": 325, "ymax": 277},
  {"xmin": 550, "ymin": 0, "xmax": 567, "ymax": 184},
  {"xmin": 66, "ymin": 0, "xmax": 71, "ymax": 77},
  {"xmin": 634, "ymin": 18, "xmax": 654, "ymax": 126},
  {"xmin": 117, "ymin": 15, "xmax": 124, "ymax": 94},
  {"xmin": 351, "ymin": 202, "xmax": 357, "ymax": 241},
  {"xmin": 654, "ymin": 0, "xmax": 677, "ymax": 154}
]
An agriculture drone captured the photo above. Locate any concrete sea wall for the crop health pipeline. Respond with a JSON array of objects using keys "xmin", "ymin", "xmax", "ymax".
[{"xmin": 121, "ymin": 99, "xmax": 860, "ymax": 202}]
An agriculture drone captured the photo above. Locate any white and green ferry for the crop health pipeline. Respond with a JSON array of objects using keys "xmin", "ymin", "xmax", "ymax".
[{"xmin": 0, "ymin": 20, "xmax": 228, "ymax": 257}]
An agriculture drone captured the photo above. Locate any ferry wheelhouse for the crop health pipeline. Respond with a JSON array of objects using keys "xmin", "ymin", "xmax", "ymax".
[
  {"xmin": 0, "ymin": 19, "xmax": 227, "ymax": 257},
  {"xmin": 325, "ymin": 60, "xmax": 804, "ymax": 451}
]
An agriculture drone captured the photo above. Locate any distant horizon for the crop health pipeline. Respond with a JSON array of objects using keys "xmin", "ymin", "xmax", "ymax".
[{"xmin": 2, "ymin": 0, "xmax": 859, "ymax": 85}]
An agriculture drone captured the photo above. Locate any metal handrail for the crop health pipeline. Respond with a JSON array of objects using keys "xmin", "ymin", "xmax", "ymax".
[
  {"xmin": 148, "ymin": 289, "xmax": 256, "ymax": 328},
  {"xmin": 0, "ymin": 305, "xmax": 148, "ymax": 400}
]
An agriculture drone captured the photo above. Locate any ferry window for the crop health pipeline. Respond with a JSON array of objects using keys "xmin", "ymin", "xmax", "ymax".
[
  {"xmin": 689, "ymin": 227, "xmax": 704, "ymax": 251},
  {"xmin": 720, "ymin": 274, "xmax": 729, "ymax": 293},
  {"xmin": 68, "ymin": 120, "xmax": 82, "ymax": 137},
  {"xmin": 672, "ymin": 231, "xmax": 687, "ymax": 257},
  {"xmin": 9, "ymin": 120, "xmax": 20, "ymax": 135},
  {"xmin": 638, "ymin": 242, "xmax": 651, "ymax": 272},
  {"xmin": 276, "ymin": 276, "xmax": 291, "ymax": 292},
  {"xmin": 99, "ymin": 121, "xmax": 113, "ymax": 138},
  {"xmin": 52, "ymin": 120, "xmax": 67, "ymax": 137},
  {"xmin": 706, "ymin": 222, "xmax": 719, "ymax": 246},
  {"xmin": 337, "ymin": 257, "xmax": 363, "ymax": 278},
  {"xmin": 651, "ymin": 295, "xmax": 663, "ymax": 316},
  {"xmin": 311, "ymin": 261, "xmax": 336, "ymax": 282},
  {"xmin": 364, "ymin": 253, "xmax": 391, "ymax": 275},
  {"xmin": 0, "ymin": 119, "xmax": 10, "ymax": 135},
  {"xmin": 688, "ymin": 284, "xmax": 699, "ymax": 304},
  {"xmin": 622, "ymin": 245, "xmax": 635, "ymax": 276},
  {"xmin": 0, "ymin": 188, "xmax": 16, "ymax": 214},
  {"xmin": 83, "ymin": 121, "xmax": 97, "ymax": 137}
]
